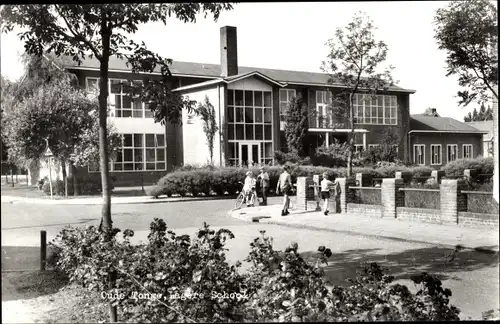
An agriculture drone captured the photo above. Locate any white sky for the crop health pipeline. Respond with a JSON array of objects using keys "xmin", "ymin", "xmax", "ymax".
[{"xmin": 0, "ymin": 2, "xmax": 492, "ymax": 121}]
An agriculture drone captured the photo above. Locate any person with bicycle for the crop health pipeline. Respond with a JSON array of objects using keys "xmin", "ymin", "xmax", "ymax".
[{"xmin": 243, "ymin": 170, "xmax": 256, "ymax": 207}]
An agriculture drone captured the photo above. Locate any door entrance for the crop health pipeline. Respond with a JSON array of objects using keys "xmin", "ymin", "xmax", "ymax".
[{"xmin": 239, "ymin": 142, "xmax": 261, "ymax": 167}]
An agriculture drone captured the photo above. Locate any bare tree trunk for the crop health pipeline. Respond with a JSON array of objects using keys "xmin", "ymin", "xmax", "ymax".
[
  {"xmin": 61, "ymin": 158, "xmax": 68, "ymax": 198},
  {"xmin": 71, "ymin": 161, "xmax": 79, "ymax": 196},
  {"xmin": 98, "ymin": 27, "xmax": 112, "ymax": 233},
  {"xmin": 347, "ymin": 93, "xmax": 355, "ymax": 177}
]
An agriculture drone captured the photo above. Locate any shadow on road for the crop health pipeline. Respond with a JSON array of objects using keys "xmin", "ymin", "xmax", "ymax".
[{"xmin": 301, "ymin": 246, "xmax": 499, "ymax": 287}]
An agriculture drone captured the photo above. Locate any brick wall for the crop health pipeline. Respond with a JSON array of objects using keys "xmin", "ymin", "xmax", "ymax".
[
  {"xmin": 381, "ymin": 178, "xmax": 404, "ymax": 218},
  {"xmin": 337, "ymin": 177, "xmax": 356, "ymax": 213},
  {"xmin": 348, "ymin": 203, "xmax": 382, "ymax": 218},
  {"xmin": 397, "ymin": 207, "xmax": 441, "ymax": 224},
  {"xmin": 457, "ymin": 212, "xmax": 499, "ymax": 229},
  {"xmin": 440, "ymin": 179, "xmax": 468, "ymax": 225}
]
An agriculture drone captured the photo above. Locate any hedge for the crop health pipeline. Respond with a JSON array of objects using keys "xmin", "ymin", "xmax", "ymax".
[
  {"xmin": 441, "ymin": 157, "xmax": 494, "ymax": 178},
  {"xmin": 149, "ymin": 164, "xmax": 436, "ymax": 198}
]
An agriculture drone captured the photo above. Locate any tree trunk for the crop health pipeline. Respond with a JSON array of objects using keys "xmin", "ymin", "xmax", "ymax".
[
  {"xmin": 347, "ymin": 93, "xmax": 355, "ymax": 177},
  {"xmin": 71, "ymin": 162, "xmax": 79, "ymax": 196},
  {"xmin": 98, "ymin": 28, "xmax": 112, "ymax": 233},
  {"xmin": 61, "ymin": 158, "xmax": 68, "ymax": 198}
]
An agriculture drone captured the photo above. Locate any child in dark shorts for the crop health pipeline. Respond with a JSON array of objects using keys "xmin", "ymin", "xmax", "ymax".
[{"xmin": 320, "ymin": 172, "xmax": 335, "ymax": 215}]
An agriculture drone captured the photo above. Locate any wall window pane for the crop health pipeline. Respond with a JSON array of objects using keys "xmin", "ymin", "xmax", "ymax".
[
  {"xmin": 264, "ymin": 125, "xmax": 272, "ymax": 140},
  {"xmin": 235, "ymin": 107, "xmax": 244, "ymax": 122},
  {"xmin": 264, "ymin": 108, "xmax": 272, "ymax": 123},
  {"xmin": 146, "ymin": 134, "xmax": 155, "ymax": 147},
  {"xmin": 264, "ymin": 142, "xmax": 273, "ymax": 158},
  {"xmin": 254, "ymin": 91, "xmax": 263, "ymax": 107},
  {"xmin": 228, "ymin": 125, "xmax": 235, "ymax": 140},
  {"xmin": 227, "ymin": 106, "xmax": 234, "ymax": 122},
  {"xmin": 124, "ymin": 134, "xmax": 133, "ymax": 147},
  {"xmin": 245, "ymin": 91, "xmax": 253, "ymax": 106},
  {"xmin": 431, "ymin": 145, "xmax": 442, "ymax": 165},
  {"xmin": 463, "ymin": 144, "xmax": 473, "ymax": 159},
  {"xmin": 156, "ymin": 134, "xmax": 165, "ymax": 147},
  {"xmin": 236, "ymin": 125, "xmax": 244, "ymax": 140},
  {"xmin": 134, "ymin": 149, "xmax": 143, "ymax": 162},
  {"xmin": 255, "ymin": 108, "xmax": 263, "ymax": 123},
  {"xmin": 255, "ymin": 125, "xmax": 263, "ymax": 140},
  {"xmin": 447, "ymin": 145, "xmax": 458, "ymax": 162},
  {"xmin": 227, "ymin": 90, "xmax": 234, "ymax": 105},
  {"xmin": 146, "ymin": 163, "xmax": 156, "ymax": 170},
  {"xmin": 145, "ymin": 149, "xmax": 155, "ymax": 162},
  {"xmin": 156, "ymin": 148, "xmax": 165, "ymax": 162},
  {"xmin": 235, "ymin": 90, "xmax": 244, "ymax": 106},
  {"xmin": 264, "ymin": 92, "xmax": 272, "ymax": 107},
  {"xmin": 245, "ymin": 125, "xmax": 254, "ymax": 140},
  {"xmin": 414, "ymin": 145, "xmax": 425, "ymax": 165},
  {"xmin": 245, "ymin": 107, "xmax": 254, "ymax": 123}
]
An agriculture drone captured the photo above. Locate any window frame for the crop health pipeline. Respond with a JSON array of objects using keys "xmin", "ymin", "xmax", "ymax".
[
  {"xmin": 430, "ymin": 144, "xmax": 442, "ymax": 165},
  {"xmin": 315, "ymin": 90, "xmax": 332, "ymax": 128},
  {"xmin": 413, "ymin": 144, "xmax": 425, "ymax": 165},
  {"xmin": 353, "ymin": 94, "xmax": 397, "ymax": 125},
  {"xmin": 462, "ymin": 144, "xmax": 473, "ymax": 159},
  {"xmin": 447, "ymin": 144, "xmax": 458, "ymax": 163},
  {"xmin": 88, "ymin": 132, "xmax": 166, "ymax": 173},
  {"xmin": 85, "ymin": 77, "xmax": 152, "ymax": 119},
  {"xmin": 354, "ymin": 144, "xmax": 364, "ymax": 153},
  {"xmin": 368, "ymin": 144, "xmax": 381, "ymax": 150}
]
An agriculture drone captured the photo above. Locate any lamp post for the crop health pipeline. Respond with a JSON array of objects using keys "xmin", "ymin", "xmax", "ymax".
[{"xmin": 45, "ymin": 138, "xmax": 54, "ymax": 200}]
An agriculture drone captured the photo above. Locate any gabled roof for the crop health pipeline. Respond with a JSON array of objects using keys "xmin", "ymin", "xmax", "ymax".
[
  {"xmin": 467, "ymin": 120, "xmax": 494, "ymax": 139},
  {"xmin": 409, "ymin": 115, "xmax": 488, "ymax": 134},
  {"xmin": 63, "ymin": 56, "xmax": 415, "ymax": 93},
  {"xmin": 172, "ymin": 71, "xmax": 287, "ymax": 93}
]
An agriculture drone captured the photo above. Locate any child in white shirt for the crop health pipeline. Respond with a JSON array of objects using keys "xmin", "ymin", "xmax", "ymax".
[
  {"xmin": 243, "ymin": 171, "xmax": 256, "ymax": 207},
  {"xmin": 320, "ymin": 172, "xmax": 339, "ymax": 215}
]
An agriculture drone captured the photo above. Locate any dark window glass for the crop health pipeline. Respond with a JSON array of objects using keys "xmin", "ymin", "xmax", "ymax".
[
  {"xmin": 255, "ymin": 108, "xmax": 263, "ymax": 123},
  {"xmin": 245, "ymin": 107, "xmax": 253, "ymax": 123},
  {"xmin": 227, "ymin": 90, "xmax": 234, "ymax": 105},
  {"xmin": 264, "ymin": 108, "xmax": 272, "ymax": 123},
  {"xmin": 146, "ymin": 134, "xmax": 155, "ymax": 147},
  {"xmin": 235, "ymin": 90, "xmax": 244, "ymax": 106},
  {"xmin": 255, "ymin": 125, "xmax": 263, "ymax": 140},
  {"xmin": 254, "ymin": 91, "xmax": 263, "ymax": 106},
  {"xmin": 235, "ymin": 125, "xmax": 244, "ymax": 140},
  {"xmin": 228, "ymin": 125, "xmax": 235, "ymax": 140},
  {"xmin": 245, "ymin": 91, "xmax": 253, "ymax": 106},
  {"xmin": 245, "ymin": 125, "xmax": 254, "ymax": 140},
  {"xmin": 227, "ymin": 106, "xmax": 234, "ymax": 123},
  {"xmin": 264, "ymin": 92, "xmax": 272, "ymax": 107},
  {"xmin": 235, "ymin": 107, "xmax": 244, "ymax": 122},
  {"xmin": 264, "ymin": 125, "xmax": 272, "ymax": 140},
  {"xmin": 124, "ymin": 134, "xmax": 133, "ymax": 147}
]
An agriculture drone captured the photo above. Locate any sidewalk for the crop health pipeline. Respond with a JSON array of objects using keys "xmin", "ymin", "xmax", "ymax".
[
  {"xmin": 230, "ymin": 205, "xmax": 500, "ymax": 253},
  {"xmin": 0, "ymin": 194, "xmax": 233, "ymax": 205}
]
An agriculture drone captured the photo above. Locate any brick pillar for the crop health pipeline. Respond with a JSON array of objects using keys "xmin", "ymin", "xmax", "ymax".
[
  {"xmin": 463, "ymin": 169, "xmax": 477, "ymax": 183},
  {"xmin": 395, "ymin": 171, "xmax": 412, "ymax": 185},
  {"xmin": 295, "ymin": 177, "xmax": 308, "ymax": 211},
  {"xmin": 440, "ymin": 179, "xmax": 468, "ymax": 224},
  {"xmin": 312, "ymin": 175, "xmax": 321, "ymax": 211},
  {"xmin": 431, "ymin": 170, "xmax": 445, "ymax": 184},
  {"xmin": 336, "ymin": 177, "xmax": 356, "ymax": 214},
  {"xmin": 381, "ymin": 178, "xmax": 404, "ymax": 218}
]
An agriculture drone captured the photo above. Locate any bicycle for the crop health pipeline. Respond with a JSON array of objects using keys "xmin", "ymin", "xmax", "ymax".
[{"xmin": 235, "ymin": 181, "xmax": 256, "ymax": 209}]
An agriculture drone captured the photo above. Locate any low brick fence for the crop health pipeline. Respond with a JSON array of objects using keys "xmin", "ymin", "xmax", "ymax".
[
  {"xmin": 348, "ymin": 203, "xmax": 382, "ymax": 218},
  {"xmin": 294, "ymin": 168, "xmax": 498, "ymax": 229}
]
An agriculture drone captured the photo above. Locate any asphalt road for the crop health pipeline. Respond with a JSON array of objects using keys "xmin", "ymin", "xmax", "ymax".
[{"xmin": 1, "ymin": 198, "xmax": 499, "ymax": 320}]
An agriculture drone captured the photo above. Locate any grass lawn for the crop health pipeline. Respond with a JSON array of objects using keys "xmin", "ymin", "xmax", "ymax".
[{"xmin": 1, "ymin": 183, "xmax": 155, "ymax": 200}]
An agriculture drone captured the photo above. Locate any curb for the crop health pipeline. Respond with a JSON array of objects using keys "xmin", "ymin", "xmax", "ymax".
[{"xmin": 228, "ymin": 209, "xmax": 499, "ymax": 255}]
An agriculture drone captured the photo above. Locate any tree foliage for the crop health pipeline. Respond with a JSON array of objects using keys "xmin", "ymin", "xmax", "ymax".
[
  {"xmin": 197, "ymin": 96, "xmax": 219, "ymax": 165},
  {"xmin": 284, "ymin": 96, "xmax": 309, "ymax": 157},
  {"xmin": 322, "ymin": 11, "xmax": 396, "ymax": 177},
  {"xmin": 464, "ymin": 103, "xmax": 493, "ymax": 121},
  {"xmin": 434, "ymin": 0, "xmax": 498, "ymax": 106},
  {"xmin": 0, "ymin": 3, "xmax": 233, "ymax": 232}
]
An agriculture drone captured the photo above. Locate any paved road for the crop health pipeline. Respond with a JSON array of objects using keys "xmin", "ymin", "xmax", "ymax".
[{"xmin": 1, "ymin": 199, "xmax": 498, "ymax": 320}]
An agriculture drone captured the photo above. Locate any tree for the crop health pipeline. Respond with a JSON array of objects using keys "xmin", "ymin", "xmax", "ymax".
[
  {"xmin": 197, "ymin": 96, "xmax": 219, "ymax": 165},
  {"xmin": 1, "ymin": 3, "xmax": 233, "ymax": 233},
  {"xmin": 1, "ymin": 77, "xmax": 121, "ymax": 196},
  {"xmin": 284, "ymin": 96, "xmax": 309, "ymax": 157},
  {"xmin": 434, "ymin": 0, "xmax": 498, "ymax": 107},
  {"xmin": 322, "ymin": 11, "xmax": 395, "ymax": 177},
  {"xmin": 464, "ymin": 104, "xmax": 494, "ymax": 121}
]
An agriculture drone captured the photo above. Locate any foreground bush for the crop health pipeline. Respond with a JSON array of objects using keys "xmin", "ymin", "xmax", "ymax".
[{"xmin": 50, "ymin": 221, "xmax": 461, "ymax": 322}]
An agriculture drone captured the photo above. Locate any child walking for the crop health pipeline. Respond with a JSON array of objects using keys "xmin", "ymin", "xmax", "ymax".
[{"xmin": 320, "ymin": 172, "xmax": 339, "ymax": 215}]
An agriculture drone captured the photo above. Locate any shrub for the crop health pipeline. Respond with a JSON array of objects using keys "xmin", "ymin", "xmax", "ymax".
[
  {"xmin": 312, "ymin": 140, "xmax": 350, "ymax": 167},
  {"xmin": 404, "ymin": 185, "xmax": 441, "ymax": 209},
  {"xmin": 50, "ymin": 222, "xmax": 461, "ymax": 323},
  {"xmin": 274, "ymin": 150, "xmax": 311, "ymax": 165},
  {"xmin": 352, "ymin": 188, "xmax": 382, "ymax": 205},
  {"xmin": 441, "ymin": 157, "xmax": 494, "ymax": 178},
  {"xmin": 466, "ymin": 192, "xmax": 499, "ymax": 214}
]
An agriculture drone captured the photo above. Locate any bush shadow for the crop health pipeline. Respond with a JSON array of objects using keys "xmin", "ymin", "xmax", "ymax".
[{"xmin": 300, "ymin": 246, "xmax": 499, "ymax": 287}]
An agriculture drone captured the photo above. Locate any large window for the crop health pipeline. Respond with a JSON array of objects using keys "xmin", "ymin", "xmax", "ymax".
[
  {"xmin": 430, "ymin": 144, "xmax": 442, "ymax": 165},
  {"xmin": 315, "ymin": 91, "xmax": 332, "ymax": 128},
  {"xmin": 226, "ymin": 89, "xmax": 273, "ymax": 166},
  {"xmin": 86, "ymin": 78, "xmax": 153, "ymax": 118},
  {"xmin": 353, "ymin": 94, "xmax": 397, "ymax": 125},
  {"xmin": 414, "ymin": 144, "xmax": 425, "ymax": 165},
  {"xmin": 463, "ymin": 144, "xmax": 473, "ymax": 159},
  {"xmin": 279, "ymin": 89, "xmax": 296, "ymax": 125},
  {"xmin": 447, "ymin": 144, "xmax": 458, "ymax": 163},
  {"xmin": 90, "ymin": 133, "xmax": 166, "ymax": 172}
]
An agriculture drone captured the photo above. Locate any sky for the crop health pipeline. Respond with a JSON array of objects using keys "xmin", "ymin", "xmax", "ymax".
[{"xmin": 0, "ymin": 2, "xmax": 493, "ymax": 121}]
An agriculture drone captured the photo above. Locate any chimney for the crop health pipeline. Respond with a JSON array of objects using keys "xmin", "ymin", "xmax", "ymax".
[{"xmin": 220, "ymin": 26, "xmax": 238, "ymax": 77}]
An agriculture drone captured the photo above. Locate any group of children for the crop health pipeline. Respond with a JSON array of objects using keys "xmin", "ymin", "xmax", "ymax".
[{"xmin": 243, "ymin": 166, "xmax": 341, "ymax": 216}]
